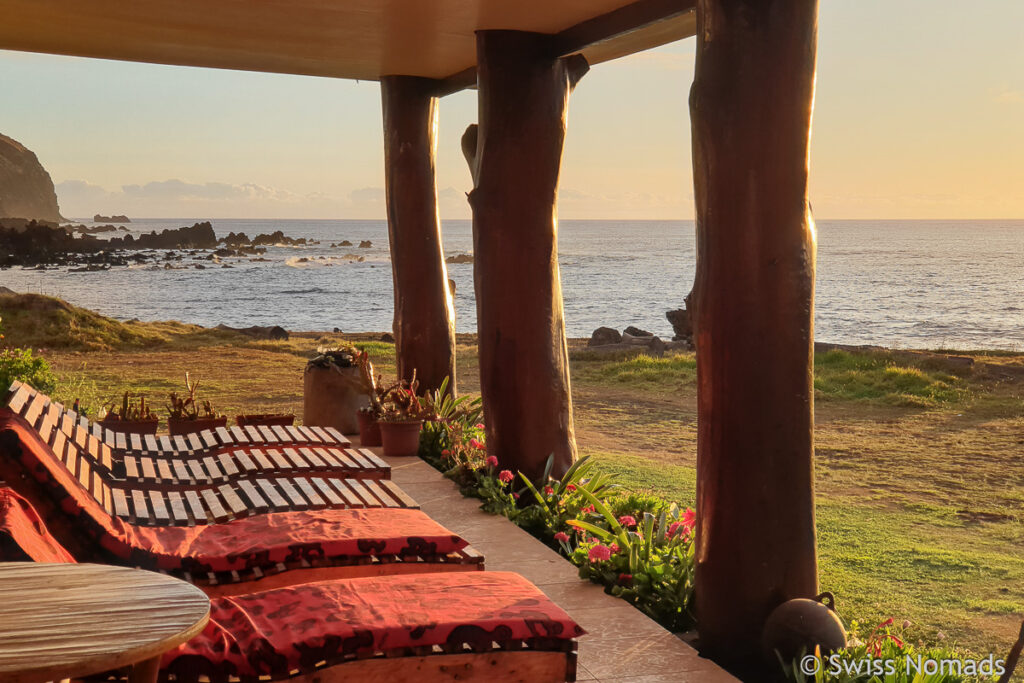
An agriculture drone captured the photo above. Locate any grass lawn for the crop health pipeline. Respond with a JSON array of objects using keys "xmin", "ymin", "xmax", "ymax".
[{"xmin": 10, "ymin": 293, "xmax": 1020, "ymax": 658}]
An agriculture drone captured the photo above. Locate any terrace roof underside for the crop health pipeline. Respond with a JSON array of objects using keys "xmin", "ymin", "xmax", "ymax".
[{"xmin": 0, "ymin": 0, "xmax": 696, "ymax": 90}]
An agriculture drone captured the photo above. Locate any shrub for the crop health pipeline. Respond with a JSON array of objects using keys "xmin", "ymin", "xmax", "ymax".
[{"xmin": 0, "ymin": 347, "xmax": 57, "ymax": 394}]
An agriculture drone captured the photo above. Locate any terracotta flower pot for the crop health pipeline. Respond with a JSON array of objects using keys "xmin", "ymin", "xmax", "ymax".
[
  {"xmin": 168, "ymin": 416, "xmax": 228, "ymax": 436},
  {"xmin": 98, "ymin": 418, "xmax": 159, "ymax": 436},
  {"xmin": 379, "ymin": 420, "xmax": 422, "ymax": 458},
  {"xmin": 357, "ymin": 410, "xmax": 382, "ymax": 447},
  {"xmin": 235, "ymin": 414, "xmax": 295, "ymax": 427}
]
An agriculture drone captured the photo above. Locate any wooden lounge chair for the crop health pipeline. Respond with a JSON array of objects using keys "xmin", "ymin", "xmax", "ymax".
[
  {"xmin": 0, "ymin": 404, "xmax": 407, "ymax": 526},
  {"xmin": 0, "ymin": 477, "xmax": 482, "ymax": 597},
  {"xmin": 5, "ymin": 381, "xmax": 389, "ymax": 488},
  {"xmin": 0, "ymin": 498, "xmax": 579, "ymax": 681}
]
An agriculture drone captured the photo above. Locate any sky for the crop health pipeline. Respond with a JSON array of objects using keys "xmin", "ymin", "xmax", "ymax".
[{"xmin": 1, "ymin": 1, "xmax": 1022, "ymax": 221}]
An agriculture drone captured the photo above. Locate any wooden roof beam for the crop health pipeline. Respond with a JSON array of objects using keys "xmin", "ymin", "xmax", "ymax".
[{"xmin": 434, "ymin": 0, "xmax": 697, "ymax": 96}]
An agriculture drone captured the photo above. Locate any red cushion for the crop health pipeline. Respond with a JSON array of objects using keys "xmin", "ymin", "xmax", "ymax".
[
  {"xmin": 123, "ymin": 508, "xmax": 467, "ymax": 573},
  {"xmin": 0, "ymin": 488, "xmax": 76, "ymax": 563},
  {"xmin": 0, "ymin": 415, "xmax": 467, "ymax": 575},
  {"xmin": 165, "ymin": 571, "xmax": 584, "ymax": 679}
]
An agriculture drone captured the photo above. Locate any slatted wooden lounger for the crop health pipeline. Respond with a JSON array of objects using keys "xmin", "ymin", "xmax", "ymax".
[
  {"xmin": 0, "ymin": 452, "xmax": 484, "ymax": 597},
  {"xmin": 5, "ymin": 381, "xmax": 390, "ymax": 489},
  {"xmin": 0, "ymin": 406, "xmax": 414, "ymax": 526}
]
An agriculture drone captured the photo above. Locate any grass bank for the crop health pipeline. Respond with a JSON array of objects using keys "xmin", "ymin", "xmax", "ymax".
[{"xmin": 7, "ymin": 294, "xmax": 1021, "ymax": 657}]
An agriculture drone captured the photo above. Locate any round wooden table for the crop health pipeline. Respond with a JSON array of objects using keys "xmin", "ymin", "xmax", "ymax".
[{"xmin": 0, "ymin": 563, "xmax": 210, "ymax": 683}]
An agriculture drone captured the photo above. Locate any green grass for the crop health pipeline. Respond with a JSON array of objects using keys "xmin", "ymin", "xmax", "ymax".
[
  {"xmin": 814, "ymin": 349, "xmax": 972, "ymax": 407},
  {"xmin": 12, "ymin": 294, "xmax": 1021, "ymax": 658}
]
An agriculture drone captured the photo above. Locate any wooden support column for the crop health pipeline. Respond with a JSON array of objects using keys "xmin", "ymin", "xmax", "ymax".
[
  {"xmin": 381, "ymin": 76, "xmax": 456, "ymax": 395},
  {"xmin": 462, "ymin": 31, "xmax": 587, "ymax": 480},
  {"xmin": 689, "ymin": 0, "xmax": 820, "ymax": 666}
]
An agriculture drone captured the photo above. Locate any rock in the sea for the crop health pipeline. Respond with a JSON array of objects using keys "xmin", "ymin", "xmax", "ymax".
[
  {"xmin": 380, "ymin": 332, "xmax": 395, "ymax": 343},
  {"xmin": 215, "ymin": 324, "xmax": 289, "ymax": 341},
  {"xmin": 333, "ymin": 327, "xmax": 342, "ymax": 333},
  {"xmin": 93, "ymin": 214, "xmax": 130, "ymax": 223},
  {"xmin": 338, "ymin": 240, "xmax": 353, "ymax": 247},
  {"xmin": 623, "ymin": 326, "xmax": 653, "ymax": 337},
  {"xmin": 358, "ymin": 240, "xmax": 373, "ymax": 249},
  {"xmin": 0, "ymin": 133, "xmax": 64, "ymax": 223},
  {"xmin": 589, "ymin": 327, "xmax": 622, "ymax": 346},
  {"xmin": 666, "ymin": 306, "xmax": 693, "ymax": 342},
  {"xmin": 446, "ymin": 253, "xmax": 473, "ymax": 264}
]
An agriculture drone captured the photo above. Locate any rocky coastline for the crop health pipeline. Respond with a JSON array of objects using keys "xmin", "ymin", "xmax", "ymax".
[{"xmin": 0, "ymin": 221, "xmax": 325, "ymax": 270}]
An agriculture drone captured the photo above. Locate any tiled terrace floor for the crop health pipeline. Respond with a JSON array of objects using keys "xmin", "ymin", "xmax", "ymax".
[{"xmin": 373, "ymin": 448, "xmax": 739, "ymax": 683}]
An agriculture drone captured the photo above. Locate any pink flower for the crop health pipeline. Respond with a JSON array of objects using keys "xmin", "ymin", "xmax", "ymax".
[
  {"xmin": 543, "ymin": 485, "xmax": 555, "ymax": 496},
  {"xmin": 486, "ymin": 455, "xmax": 498, "ymax": 467},
  {"xmin": 566, "ymin": 484, "xmax": 577, "ymax": 492},
  {"xmin": 475, "ymin": 423, "xmax": 485, "ymax": 429},
  {"xmin": 618, "ymin": 573, "xmax": 633, "ymax": 586},
  {"xmin": 609, "ymin": 543, "xmax": 620, "ymax": 554},
  {"xmin": 668, "ymin": 521, "xmax": 684, "ymax": 537},
  {"xmin": 581, "ymin": 505, "xmax": 596, "ymax": 514},
  {"xmin": 553, "ymin": 532, "xmax": 570, "ymax": 543},
  {"xmin": 587, "ymin": 544, "xmax": 612, "ymax": 562},
  {"xmin": 441, "ymin": 449, "xmax": 451, "ymax": 456},
  {"xmin": 512, "ymin": 492, "xmax": 520, "ymax": 500},
  {"xmin": 681, "ymin": 507, "xmax": 696, "ymax": 530},
  {"xmin": 498, "ymin": 470, "xmax": 514, "ymax": 484},
  {"xmin": 469, "ymin": 438, "xmax": 484, "ymax": 450},
  {"xmin": 618, "ymin": 515, "xmax": 637, "ymax": 528}
]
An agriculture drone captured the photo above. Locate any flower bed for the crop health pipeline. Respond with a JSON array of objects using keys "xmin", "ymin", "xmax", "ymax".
[{"xmin": 417, "ymin": 401, "xmax": 1014, "ymax": 682}]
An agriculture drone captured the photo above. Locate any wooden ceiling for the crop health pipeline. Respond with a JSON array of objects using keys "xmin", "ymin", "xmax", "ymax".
[{"xmin": 0, "ymin": 0, "xmax": 695, "ymax": 87}]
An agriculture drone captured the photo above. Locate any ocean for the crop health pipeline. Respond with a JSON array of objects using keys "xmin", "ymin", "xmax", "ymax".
[{"xmin": 2, "ymin": 218, "xmax": 1023, "ymax": 351}]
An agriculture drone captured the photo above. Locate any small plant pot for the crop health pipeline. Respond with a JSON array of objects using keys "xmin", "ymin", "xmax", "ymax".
[
  {"xmin": 235, "ymin": 414, "xmax": 295, "ymax": 428},
  {"xmin": 357, "ymin": 410, "xmax": 382, "ymax": 447},
  {"xmin": 98, "ymin": 418, "xmax": 159, "ymax": 436},
  {"xmin": 379, "ymin": 420, "xmax": 422, "ymax": 458},
  {"xmin": 168, "ymin": 416, "xmax": 228, "ymax": 436}
]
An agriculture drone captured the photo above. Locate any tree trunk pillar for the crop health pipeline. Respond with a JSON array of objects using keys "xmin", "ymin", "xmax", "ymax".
[
  {"xmin": 381, "ymin": 75, "xmax": 456, "ymax": 395},
  {"xmin": 462, "ymin": 31, "xmax": 587, "ymax": 480},
  {"xmin": 690, "ymin": 0, "xmax": 820, "ymax": 666}
]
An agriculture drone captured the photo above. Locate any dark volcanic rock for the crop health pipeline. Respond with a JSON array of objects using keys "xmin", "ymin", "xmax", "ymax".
[
  {"xmin": 666, "ymin": 307, "xmax": 693, "ymax": 343},
  {"xmin": 70, "ymin": 224, "xmax": 121, "ymax": 234},
  {"xmin": 623, "ymin": 326, "xmax": 653, "ymax": 337},
  {"xmin": 445, "ymin": 253, "xmax": 473, "ymax": 264},
  {"xmin": 358, "ymin": 240, "xmax": 373, "ymax": 248},
  {"xmin": 215, "ymin": 324, "xmax": 289, "ymax": 341},
  {"xmin": 93, "ymin": 214, "xmax": 130, "ymax": 223},
  {"xmin": 588, "ymin": 327, "xmax": 622, "ymax": 346},
  {"xmin": 0, "ymin": 133, "xmax": 63, "ymax": 223},
  {"xmin": 0, "ymin": 221, "xmax": 218, "ymax": 268},
  {"xmin": 251, "ymin": 230, "xmax": 306, "ymax": 246}
]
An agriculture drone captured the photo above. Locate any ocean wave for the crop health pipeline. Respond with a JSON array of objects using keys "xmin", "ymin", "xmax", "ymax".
[
  {"xmin": 285, "ymin": 255, "xmax": 367, "ymax": 268},
  {"xmin": 279, "ymin": 287, "xmax": 327, "ymax": 295}
]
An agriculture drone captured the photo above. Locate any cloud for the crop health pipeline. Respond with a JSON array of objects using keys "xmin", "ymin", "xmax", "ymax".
[
  {"xmin": 55, "ymin": 178, "xmax": 383, "ymax": 219},
  {"xmin": 53, "ymin": 178, "xmax": 688, "ymax": 221},
  {"xmin": 348, "ymin": 187, "xmax": 385, "ymax": 205}
]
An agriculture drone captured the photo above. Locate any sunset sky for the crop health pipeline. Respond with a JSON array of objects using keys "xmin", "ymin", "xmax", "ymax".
[{"xmin": 1, "ymin": 0, "xmax": 1022, "ymax": 220}]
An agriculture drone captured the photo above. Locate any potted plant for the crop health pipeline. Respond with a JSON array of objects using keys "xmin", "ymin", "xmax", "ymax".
[
  {"xmin": 378, "ymin": 373, "xmax": 435, "ymax": 457},
  {"xmin": 235, "ymin": 412, "xmax": 295, "ymax": 427},
  {"xmin": 99, "ymin": 391, "xmax": 159, "ymax": 435},
  {"xmin": 303, "ymin": 345, "xmax": 367, "ymax": 434},
  {"xmin": 166, "ymin": 373, "xmax": 227, "ymax": 435},
  {"xmin": 354, "ymin": 350, "xmax": 387, "ymax": 447}
]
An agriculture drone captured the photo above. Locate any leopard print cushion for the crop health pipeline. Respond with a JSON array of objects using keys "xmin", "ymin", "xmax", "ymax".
[{"xmin": 164, "ymin": 571, "xmax": 584, "ymax": 681}]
